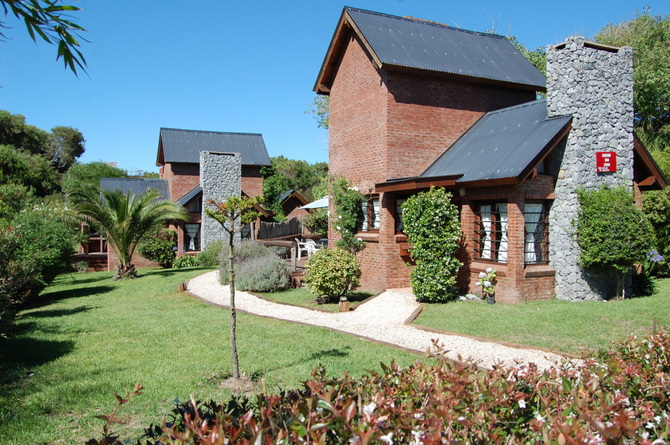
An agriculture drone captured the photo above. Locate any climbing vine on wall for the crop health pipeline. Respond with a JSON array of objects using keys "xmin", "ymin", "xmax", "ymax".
[
  {"xmin": 402, "ymin": 187, "xmax": 462, "ymax": 302},
  {"xmin": 331, "ymin": 176, "xmax": 366, "ymax": 254}
]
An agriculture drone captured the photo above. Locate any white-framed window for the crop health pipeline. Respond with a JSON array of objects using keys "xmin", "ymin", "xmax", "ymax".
[
  {"xmin": 474, "ymin": 202, "xmax": 508, "ymax": 263},
  {"xmin": 524, "ymin": 202, "xmax": 550, "ymax": 264},
  {"xmin": 184, "ymin": 223, "xmax": 201, "ymax": 251},
  {"xmin": 357, "ymin": 196, "xmax": 380, "ymax": 232}
]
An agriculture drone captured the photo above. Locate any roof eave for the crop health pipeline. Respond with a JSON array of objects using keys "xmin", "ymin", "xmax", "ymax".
[
  {"xmin": 514, "ymin": 118, "xmax": 573, "ymax": 182},
  {"xmin": 375, "ymin": 174, "xmax": 462, "ymax": 193},
  {"xmin": 634, "ymin": 132, "xmax": 668, "ymax": 189},
  {"xmin": 382, "ymin": 63, "xmax": 547, "ymax": 92},
  {"xmin": 314, "ymin": 9, "xmax": 383, "ymax": 94}
]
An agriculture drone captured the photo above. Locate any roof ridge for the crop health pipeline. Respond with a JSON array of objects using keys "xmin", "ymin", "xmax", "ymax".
[
  {"xmin": 344, "ymin": 6, "xmax": 506, "ymax": 40},
  {"xmin": 484, "ymin": 100, "xmax": 572, "ymax": 122},
  {"xmin": 160, "ymin": 127, "xmax": 262, "ymax": 137}
]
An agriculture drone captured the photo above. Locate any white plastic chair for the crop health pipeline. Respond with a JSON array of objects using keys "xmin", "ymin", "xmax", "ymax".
[
  {"xmin": 304, "ymin": 239, "xmax": 320, "ymax": 257},
  {"xmin": 296, "ymin": 238, "xmax": 321, "ymax": 260},
  {"xmin": 295, "ymin": 238, "xmax": 309, "ymax": 260}
]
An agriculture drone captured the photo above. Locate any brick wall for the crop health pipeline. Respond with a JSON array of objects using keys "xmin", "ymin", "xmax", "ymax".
[
  {"xmin": 460, "ymin": 176, "xmax": 556, "ymax": 303},
  {"xmin": 241, "ymin": 165, "xmax": 263, "ymax": 197},
  {"xmin": 161, "ymin": 162, "xmax": 200, "ymax": 201}
]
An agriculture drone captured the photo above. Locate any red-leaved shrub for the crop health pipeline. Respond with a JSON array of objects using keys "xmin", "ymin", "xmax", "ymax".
[{"xmin": 93, "ymin": 330, "xmax": 670, "ymax": 444}]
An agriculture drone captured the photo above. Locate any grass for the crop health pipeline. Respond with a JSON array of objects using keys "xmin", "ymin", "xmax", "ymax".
[
  {"xmin": 414, "ymin": 278, "xmax": 670, "ymax": 355},
  {"xmin": 0, "ymin": 267, "xmax": 420, "ymax": 445},
  {"xmin": 258, "ymin": 287, "xmax": 374, "ymax": 312}
]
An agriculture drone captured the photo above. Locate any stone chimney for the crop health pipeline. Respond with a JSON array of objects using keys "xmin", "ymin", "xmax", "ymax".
[
  {"xmin": 546, "ymin": 36, "xmax": 634, "ymax": 300},
  {"xmin": 200, "ymin": 151, "xmax": 242, "ymax": 249}
]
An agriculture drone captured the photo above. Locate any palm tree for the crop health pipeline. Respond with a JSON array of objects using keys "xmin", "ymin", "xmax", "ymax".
[{"xmin": 77, "ymin": 188, "xmax": 188, "ymax": 279}]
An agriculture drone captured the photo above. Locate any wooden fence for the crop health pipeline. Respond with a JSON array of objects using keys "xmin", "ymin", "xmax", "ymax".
[{"xmin": 258, "ymin": 218, "xmax": 302, "ymax": 240}]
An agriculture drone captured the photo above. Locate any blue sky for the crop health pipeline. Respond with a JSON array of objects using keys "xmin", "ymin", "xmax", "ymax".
[{"xmin": 1, "ymin": 0, "xmax": 668, "ymax": 174}]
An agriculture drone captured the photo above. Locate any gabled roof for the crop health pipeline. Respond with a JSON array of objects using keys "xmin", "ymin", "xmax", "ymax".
[
  {"xmin": 279, "ymin": 189, "xmax": 308, "ymax": 206},
  {"xmin": 421, "ymin": 100, "xmax": 571, "ymax": 184},
  {"xmin": 100, "ymin": 178, "xmax": 171, "ymax": 200},
  {"xmin": 315, "ymin": 7, "xmax": 546, "ymax": 94},
  {"xmin": 156, "ymin": 128, "xmax": 271, "ymax": 167},
  {"xmin": 376, "ymin": 100, "xmax": 572, "ymax": 192},
  {"xmin": 177, "ymin": 185, "xmax": 202, "ymax": 206}
]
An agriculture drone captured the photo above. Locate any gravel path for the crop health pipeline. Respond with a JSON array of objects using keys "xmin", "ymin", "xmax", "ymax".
[{"xmin": 187, "ymin": 271, "xmax": 570, "ymax": 371}]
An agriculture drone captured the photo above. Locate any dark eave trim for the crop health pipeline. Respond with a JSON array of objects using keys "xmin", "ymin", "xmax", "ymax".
[
  {"xmin": 375, "ymin": 175, "xmax": 461, "ymax": 193},
  {"xmin": 516, "ymin": 118, "xmax": 573, "ymax": 182},
  {"xmin": 634, "ymin": 132, "xmax": 668, "ymax": 189}
]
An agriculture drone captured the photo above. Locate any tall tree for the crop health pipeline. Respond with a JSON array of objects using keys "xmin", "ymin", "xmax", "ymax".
[
  {"xmin": 205, "ymin": 195, "xmax": 261, "ymax": 380},
  {"xmin": 62, "ymin": 161, "xmax": 126, "ymax": 199},
  {"xmin": 1, "ymin": 0, "xmax": 87, "ymax": 74},
  {"xmin": 0, "ymin": 110, "xmax": 86, "ymax": 175},
  {"xmin": 0, "ymin": 144, "xmax": 61, "ymax": 196},
  {"xmin": 596, "ymin": 9, "xmax": 670, "ymax": 144},
  {"xmin": 77, "ymin": 188, "xmax": 188, "ymax": 279},
  {"xmin": 46, "ymin": 125, "xmax": 85, "ymax": 171}
]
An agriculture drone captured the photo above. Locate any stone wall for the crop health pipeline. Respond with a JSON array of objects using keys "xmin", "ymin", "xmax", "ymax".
[
  {"xmin": 546, "ymin": 36, "xmax": 634, "ymax": 300},
  {"xmin": 200, "ymin": 151, "xmax": 241, "ymax": 249}
]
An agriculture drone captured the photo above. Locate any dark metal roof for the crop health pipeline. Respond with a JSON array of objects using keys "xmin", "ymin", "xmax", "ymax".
[
  {"xmin": 345, "ymin": 7, "xmax": 546, "ymax": 89},
  {"xmin": 99, "ymin": 178, "xmax": 170, "ymax": 200},
  {"xmin": 157, "ymin": 128, "xmax": 271, "ymax": 166},
  {"xmin": 421, "ymin": 100, "xmax": 571, "ymax": 183},
  {"xmin": 177, "ymin": 185, "xmax": 202, "ymax": 206}
]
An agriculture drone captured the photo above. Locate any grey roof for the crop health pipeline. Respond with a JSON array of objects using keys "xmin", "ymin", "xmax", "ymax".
[
  {"xmin": 177, "ymin": 185, "xmax": 202, "ymax": 206},
  {"xmin": 158, "ymin": 128, "xmax": 271, "ymax": 166},
  {"xmin": 344, "ymin": 7, "xmax": 546, "ymax": 89},
  {"xmin": 421, "ymin": 100, "xmax": 571, "ymax": 183},
  {"xmin": 99, "ymin": 178, "xmax": 170, "ymax": 199}
]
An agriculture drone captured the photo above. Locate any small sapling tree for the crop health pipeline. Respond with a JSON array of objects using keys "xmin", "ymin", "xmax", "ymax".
[
  {"xmin": 575, "ymin": 186, "xmax": 656, "ymax": 299},
  {"xmin": 205, "ymin": 195, "xmax": 262, "ymax": 380},
  {"xmin": 402, "ymin": 187, "xmax": 462, "ymax": 302}
]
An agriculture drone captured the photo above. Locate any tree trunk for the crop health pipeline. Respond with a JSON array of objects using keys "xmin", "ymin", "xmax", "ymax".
[
  {"xmin": 114, "ymin": 264, "xmax": 136, "ymax": 280},
  {"xmin": 615, "ymin": 271, "xmax": 625, "ymax": 300},
  {"xmin": 228, "ymin": 230, "xmax": 240, "ymax": 379}
]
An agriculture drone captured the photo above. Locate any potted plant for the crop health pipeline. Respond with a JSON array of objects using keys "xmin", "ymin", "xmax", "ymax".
[{"xmin": 476, "ymin": 268, "xmax": 497, "ymax": 304}]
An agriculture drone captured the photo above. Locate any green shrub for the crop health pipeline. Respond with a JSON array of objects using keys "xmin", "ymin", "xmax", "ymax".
[
  {"xmin": 235, "ymin": 254, "xmax": 291, "ymax": 292},
  {"xmin": 172, "ymin": 255, "xmax": 198, "ymax": 269},
  {"xmin": 195, "ymin": 240, "xmax": 223, "ymax": 266},
  {"xmin": 304, "ymin": 248, "xmax": 361, "ymax": 302},
  {"xmin": 0, "ymin": 201, "xmax": 78, "ymax": 335},
  {"xmin": 643, "ymin": 188, "xmax": 670, "ymax": 277},
  {"xmin": 576, "ymin": 186, "xmax": 656, "ymax": 298},
  {"xmin": 402, "ymin": 187, "xmax": 462, "ymax": 302},
  {"xmin": 218, "ymin": 242, "xmax": 284, "ymax": 285},
  {"xmin": 93, "ymin": 330, "xmax": 670, "ymax": 444},
  {"xmin": 137, "ymin": 229, "xmax": 177, "ymax": 268},
  {"xmin": 331, "ymin": 177, "xmax": 365, "ymax": 254}
]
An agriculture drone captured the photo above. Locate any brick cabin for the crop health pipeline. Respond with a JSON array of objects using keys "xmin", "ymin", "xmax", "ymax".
[
  {"xmin": 315, "ymin": 8, "xmax": 666, "ymax": 302},
  {"xmin": 91, "ymin": 128, "xmax": 271, "ymax": 271}
]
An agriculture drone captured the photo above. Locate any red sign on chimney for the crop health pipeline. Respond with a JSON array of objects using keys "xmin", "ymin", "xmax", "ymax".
[{"xmin": 596, "ymin": 152, "xmax": 617, "ymax": 173}]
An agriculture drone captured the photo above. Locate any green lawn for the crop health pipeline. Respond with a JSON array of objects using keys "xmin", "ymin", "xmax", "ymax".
[
  {"xmin": 414, "ymin": 278, "xmax": 670, "ymax": 355},
  {"xmin": 0, "ymin": 268, "xmax": 419, "ymax": 445},
  {"xmin": 259, "ymin": 288, "xmax": 374, "ymax": 312}
]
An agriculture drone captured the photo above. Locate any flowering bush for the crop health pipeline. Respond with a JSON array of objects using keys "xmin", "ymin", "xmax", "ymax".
[
  {"xmin": 402, "ymin": 187, "xmax": 462, "ymax": 302},
  {"xmin": 475, "ymin": 267, "xmax": 497, "ymax": 297},
  {"xmin": 91, "ymin": 329, "xmax": 670, "ymax": 444}
]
